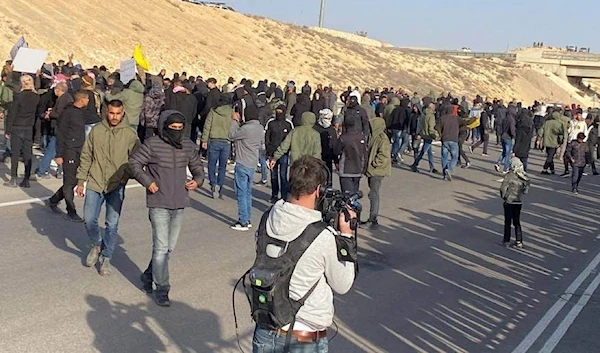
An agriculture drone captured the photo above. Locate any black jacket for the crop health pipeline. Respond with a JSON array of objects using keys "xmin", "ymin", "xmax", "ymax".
[
  {"xmin": 478, "ymin": 110, "xmax": 490, "ymax": 134},
  {"xmin": 513, "ymin": 112, "xmax": 534, "ymax": 159},
  {"xmin": 407, "ymin": 105, "xmax": 421, "ymax": 135},
  {"xmin": 84, "ymin": 90, "xmax": 102, "ymax": 125},
  {"xmin": 48, "ymin": 93, "xmax": 74, "ymax": 135},
  {"xmin": 265, "ymin": 115, "xmax": 294, "ymax": 157},
  {"xmin": 313, "ymin": 123, "xmax": 339, "ymax": 162},
  {"xmin": 388, "ymin": 102, "xmax": 410, "ymax": 131},
  {"xmin": 56, "ymin": 105, "xmax": 86, "ymax": 158},
  {"xmin": 332, "ymin": 129, "xmax": 367, "ymax": 177},
  {"xmin": 199, "ymin": 87, "xmax": 220, "ymax": 118},
  {"xmin": 36, "ymin": 90, "xmax": 56, "ymax": 136},
  {"xmin": 343, "ymin": 103, "xmax": 370, "ymax": 138},
  {"xmin": 311, "ymin": 94, "xmax": 326, "ymax": 116},
  {"xmin": 166, "ymin": 92, "xmax": 198, "ymax": 125},
  {"xmin": 375, "ymin": 102, "xmax": 386, "ymax": 118},
  {"xmin": 494, "ymin": 104, "xmax": 508, "ymax": 132},
  {"xmin": 6, "ymin": 90, "xmax": 40, "ymax": 133},
  {"xmin": 501, "ymin": 106, "xmax": 517, "ymax": 140},
  {"xmin": 291, "ymin": 94, "xmax": 311, "ymax": 126},
  {"xmin": 129, "ymin": 111, "xmax": 205, "ymax": 210}
]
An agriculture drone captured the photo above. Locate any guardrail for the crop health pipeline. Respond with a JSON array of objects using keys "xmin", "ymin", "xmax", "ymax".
[
  {"xmin": 541, "ymin": 51, "xmax": 600, "ymax": 62},
  {"xmin": 385, "ymin": 48, "xmax": 516, "ymax": 60}
]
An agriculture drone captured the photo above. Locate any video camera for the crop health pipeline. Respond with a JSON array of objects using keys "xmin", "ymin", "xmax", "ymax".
[{"xmin": 317, "ymin": 187, "xmax": 363, "ymax": 231}]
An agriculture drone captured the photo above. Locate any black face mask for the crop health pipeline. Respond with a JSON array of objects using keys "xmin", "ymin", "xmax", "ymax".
[{"xmin": 162, "ymin": 127, "xmax": 184, "ymax": 149}]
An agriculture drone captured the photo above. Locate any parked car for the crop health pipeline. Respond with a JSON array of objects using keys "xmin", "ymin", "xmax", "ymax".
[
  {"xmin": 579, "ymin": 47, "xmax": 590, "ymax": 53},
  {"xmin": 566, "ymin": 45, "xmax": 577, "ymax": 52},
  {"xmin": 461, "ymin": 47, "xmax": 472, "ymax": 53},
  {"xmin": 182, "ymin": 0, "xmax": 235, "ymax": 11}
]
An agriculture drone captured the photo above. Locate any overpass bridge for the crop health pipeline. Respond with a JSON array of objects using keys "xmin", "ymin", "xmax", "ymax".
[{"xmin": 516, "ymin": 51, "xmax": 600, "ymax": 79}]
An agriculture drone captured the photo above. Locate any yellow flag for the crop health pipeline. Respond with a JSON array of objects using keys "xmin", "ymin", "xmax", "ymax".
[{"xmin": 133, "ymin": 44, "xmax": 150, "ymax": 71}]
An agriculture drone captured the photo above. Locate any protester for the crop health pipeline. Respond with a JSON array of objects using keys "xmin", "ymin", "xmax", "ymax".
[
  {"xmin": 540, "ymin": 111, "xmax": 565, "ymax": 175},
  {"xmin": 513, "ymin": 109, "xmax": 534, "ymax": 172},
  {"xmin": 105, "ymin": 78, "xmax": 144, "ymax": 129},
  {"xmin": 130, "ymin": 110, "xmax": 204, "ymax": 306},
  {"xmin": 469, "ymin": 103, "xmax": 490, "ymax": 156},
  {"xmin": 562, "ymin": 110, "xmax": 588, "ymax": 177},
  {"xmin": 46, "ymin": 91, "xmax": 88, "ymax": 221},
  {"xmin": 228, "ymin": 104, "xmax": 264, "ymax": 231},
  {"xmin": 411, "ymin": 103, "xmax": 438, "ymax": 173},
  {"xmin": 202, "ymin": 93, "xmax": 234, "ymax": 199},
  {"xmin": 565, "ymin": 132, "xmax": 590, "ymax": 195},
  {"xmin": 76, "ymin": 100, "xmax": 139, "ymax": 276},
  {"xmin": 585, "ymin": 115, "xmax": 599, "ymax": 175},
  {"xmin": 495, "ymin": 105, "xmax": 516, "ymax": 173},
  {"xmin": 270, "ymin": 111, "xmax": 321, "ymax": 167},
  {"xmin": 438, "ymin": 104, "xmax": 460, "ymax": 181},
  {"xmin": 332, "ymin": 114, "xmax": 367, "ymax": 193},
  {"xmin": 500, "ymin": 157, "xmax": 530, "ymax": 248},
  {"xmin": 284, "ymin": 82, "xmax": 297, "ymax": 118},
  {"xmin": 4, "ymin": 75, "xmax": 39, "ymax": 188},
  {"xmin": 313, "ymin": 108, "xmax": 338, "ymax": 186},
  {"xmin": 140, "ymin": 75, "xmax": 166, "ymax": 141},
  {"xmin": 363, "ymin": 117, "xmax": 391, "ymax": 229},
  {"xmin": 264, "ymin": 102, "xmax": 294, "ymax": 203},
  {"xmin": 165, "ymin": 80, "xmax": 198, "ymax": 140}
]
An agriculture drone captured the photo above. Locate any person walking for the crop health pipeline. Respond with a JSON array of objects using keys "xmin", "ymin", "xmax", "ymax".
[
  {"xmin": 411, "ymin": 103, "xmax": 439, "ymax": 173},
  {"xmin": 332, "ymin": 116, "xmax": 367, "ymax": 193},
  {"xmin": 130, "ymin": 111, "xmax": 204, "ymax": 306},
  {"xmin": 585, "ymin": 115, "xmax": 599, "ymax": 175},
  {"xmin": 46, "ymin": 91, "xmax": 88, "ymax": 221},
  {"xmin": 76, "ymin": 100, "xmax": 140, "ymax": 276},
  {"xmin": 363, "ymin": 117, "xmax": 391, "ymax": 230},
  {"xmin": 229, "ymin": 105, "xmax": 264, "ymax": 231},
  {"xmin": 565, "ymin": 132, "xmax": 590, "ymax": 194},
  {"xmin": 140, "ymin": 75, "xmax": 166, "ymax": 141},
  {"xmin": 513, "ymin": 109, "xmax": 534, "ymax": 172},
  {"xmin": 313, "ymin": 108, "xmax": 338, "ymax": 186},
  {"xmin": 4, "ymin": 75, "xmax": 39, "ymax": 188},
  {"xmin": 270, "ymin": 111, "xmax": 321, "ymax": 167},
  {"xmin": 500, "ymin": 157, "xmax": 530, "ymax": 248},
  {"xmin": 539, "ymin": 111, "xmax": 565, "ymax": 175},
  {"xmin": 495, "ymin": 105, "xmax": 517, "ymax": 173},
  {"xmin": 264, "ymin": 102, "xmax": 294, "ymax": 203},
  {"xmin": 469, "ymin": 103, "xmax": 490, "ymax": 156},
  {"xmin": 438, "ymin": 104, "xmax": 460, "ymax": 181},
  {"xmin": 202, "ymin": 93, "xmax": 234, "ymax": 199}
]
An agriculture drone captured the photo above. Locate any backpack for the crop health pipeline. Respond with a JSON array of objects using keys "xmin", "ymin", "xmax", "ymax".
[{"xmin": 242, "ymin": 209, "xmax": 328, "ymax": 341}]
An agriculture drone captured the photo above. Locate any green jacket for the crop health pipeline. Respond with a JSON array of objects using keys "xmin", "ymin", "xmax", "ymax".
[
  {"xmin": 539, "ymin": 112, "xmax": 565, "ymax": 148},
  {"xmin": 0, "ymin": 81, "xmax": 14, "ymax": 108},
  {"xmin": 77, "ymin": 116, "xmax": 140, "ymax": 193},
  {"xmin": 105, "ymin": 80, "xmax": 145, "ymax": 127},
  {"xmin": 383, "ymin": 97, "xmax": 400, "ymax": 123},
  {"xmin": 418, "ymin": 107, "xmax": 438, "ymax": 140},
  {"xmin": 557, "ymin": 114, "xmax": 570, "ymax": 145},
  {"xmin": 273, "ymin": 111, "xmax": 321, "ymax": 164},
  {"xmin": 361, "ymin": 94, "xmax": 375, "ymax": 120},
  {"xmin": 366, "ymin": 118, "xmax": 391, "ymax": 177},
  {"xmin": 201, "ymin": 105, "xmax": 233, "ymax": 142}
]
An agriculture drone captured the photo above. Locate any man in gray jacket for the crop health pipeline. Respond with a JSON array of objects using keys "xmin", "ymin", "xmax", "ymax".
[
  {"xmin": 129, "ymin": 110, "xmax": 204, "ymax": 306},
  {"xmin": 229, "ymin": 105, "xmax": 265, "ymax": 231}
]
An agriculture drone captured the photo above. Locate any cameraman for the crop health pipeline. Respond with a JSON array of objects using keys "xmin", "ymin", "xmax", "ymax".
[{"xmin": 253, "ymin": 155, "xmax": 356, "ymax": 352}]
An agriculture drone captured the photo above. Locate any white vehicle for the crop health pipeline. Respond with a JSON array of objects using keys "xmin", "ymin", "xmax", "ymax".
[{"xmin": 461, "ymin": 47, "xmax": 472, "ymax": 53}]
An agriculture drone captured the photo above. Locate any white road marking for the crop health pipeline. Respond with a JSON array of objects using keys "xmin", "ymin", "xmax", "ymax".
[
  {"xmin": 0, "ymin": 183, "xmax": 143, "ymax": 208},
  {"xmin": 511, "ymin": 248, "xmax": 600, "ymax": 353},
  {"xmin": 538, "ymin": 270, "xmax": 600, "ymax": 353}
]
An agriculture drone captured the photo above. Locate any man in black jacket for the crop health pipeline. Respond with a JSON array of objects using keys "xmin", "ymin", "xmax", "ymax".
[
  {"xmin": 47, "ymin": 91, "xmax": 88, "ymax": 221},
  {"xmin": 388, "ymin": 99, "xmax": 410, "ymax": 163},
  {"xmin": 35, "ymin": 82, "xmax": 73, "ymax": 179},
  {"xmin": 313, "ymin": 108, "xmax": 338, "ymax": 186},
  {"xmin": 343, "ymin": 95, "xmax": 370, "ymax": 140},
  {"xmin": 130, "ymin": 110, "xmax": 204, "ymax": 307},
  {"xmin": 265, "ymin": 102, "xmax": 293, "ymax": 202},
  {"xmin": 165, "ymin": 80, "xmax": 198, "ymax": 141},
  {"xmin": 333, "ymin": 117, "xmax": 367, "ymax": 193}
]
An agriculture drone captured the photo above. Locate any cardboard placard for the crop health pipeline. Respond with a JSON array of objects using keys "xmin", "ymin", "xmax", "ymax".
[
  {"xmin": 12, "ymin": 47, "xmax": 48, "ymax": 74},
  {"xmin": 119, "ymin": 58, "xmax": 136, "ymax": 84}
]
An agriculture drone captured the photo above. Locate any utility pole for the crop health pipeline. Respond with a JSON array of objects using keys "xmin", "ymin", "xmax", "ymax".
[{"xmin": 319, "ymin": 0, "xmax": 326, "ymax": 28}]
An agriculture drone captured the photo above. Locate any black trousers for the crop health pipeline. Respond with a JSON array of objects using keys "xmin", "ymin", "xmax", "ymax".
[
  {"xmin": 49, "ymin": 150, "xmax": 80, "ymax": 214},
  {"xmin": 368, "ymin": 176, "xmax": 383, "ymax": 220},
  {"xmin": 471, "ymin": 131, "xmax": 489, "ymax": 154},
  {"xmin": 543, "ymin": 147, "xmax": 557, "ymax": 171},
  {"xmin": 503, "ymin": 203, "xmax": 523, "ymax": 243},
  {"xmin": 340, "ymin": 176, "xmax": 360, "ymax": 194},
  {"xmin": 458, "ymin": 136, "xmax": 470, "ymax": 164},
  {"xmin": 10, "ymin": 128, "xmax": 33, "ymax": 178}
]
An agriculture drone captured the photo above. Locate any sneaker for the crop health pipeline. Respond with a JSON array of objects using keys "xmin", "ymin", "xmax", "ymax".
[
  {"xmin": 45, "ymin": 199, "xmax": 62, "ymax": 214},
  {"xmin": 140, "ymin": 273, "xmax": 153, "ymax": 294},
  {"xmin": 410, "ymin": 165, "xmax": 419, "ymax": 173},
  {"xmin": 573, "ymin": 189, "xmax": 579, "ymax": 195},
  {"xmin": 494, "ymin": 164, "xmax": 501, "ymax": 172},
  {"xmin": 64, "ymin": 212, "xmax": 84, "ymax": 223},
  {"xmin": 369, "ymin": 220, "xmax": 380, "ymax": 230},
  {"xmin": 255, "ymin": 180, "xmax": 268, "ymax": 186},
  {"xmin": 583, "ymin": 172, "xmax": 589, "ymax": 176},
  {"xmin": 247, "ymin": 222, "xmax": 253, "ymax": 229},
  {"xmin": 594, "ymin": 172, "xmax": 599, "ymax": 176},
  {"xmin": 155, "ymin": 290, "xmax": 170, "ymax": 307},
  {"xmin": 86, "ymin": 246, "xmax": 101, "ymax": 267},
  {"xmin": 468, "ymin": 146, "xmax": 473, "ymax": 154},
  {"xmin": 3, "ymin": 178, "xmax": 17, "ymax": 188},
  {"xmin": 551, "ymin": 170, "xmax": 556, "ymax": 175},
  {"xmin": 269, "ymin": 197, "xmax": 279, "ymax": 203},
  {"xmin": 511, "ymin": 242, "xmax": 524, "ymax": 249},
  {"xmin": 230, "ymin": 222, "xmax": 249, "ymax": 231},
  {"xmin": 560, "ymin": 172, "xmax": 570, "ymax": 178},
  {"xmin": 56, "ymin": 172, "xmax": 63, "ymax": 179},
  {"xmin": 218, "ymin": 187, "xmax": 224, "ymax": 200},
  {"xmin": 98, "ymin": 256, "xmax": 111, "ymax": 276},
  {"xmin": 541, "ymin": 170, "xmax": 551, "ymax": 175},
  {"xmin": 482, "ymin": 153, "xmax": 489, "ymax": 157},
  {"xmin": 19, "ymin": 179, "xmax": 30, "ymax": 188},
  {"xmin": 461, "ymin": 163, "xmax": 471, "ymax": 169},
  {"xmin": 445, "ymin": 170, "xmax": 453, "ymax": 181},
  {"xmin": 430, "ymin": 168, "xmax": 439, "ymax": 174},
  {"xmin": 211, "ymin": 186, "xmax": 218, "ymax": 199},
  {"xmin": 34, "ymin": 173, "xmax": 51, "ymax": 180}
]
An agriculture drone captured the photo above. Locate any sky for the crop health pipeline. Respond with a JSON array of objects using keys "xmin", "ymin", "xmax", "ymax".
[{"xmin": 225, "ymin": 0, "xmax": 597, "ymax": 52}]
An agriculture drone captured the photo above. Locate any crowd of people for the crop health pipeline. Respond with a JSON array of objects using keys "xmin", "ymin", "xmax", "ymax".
[{"xmin": 1, "ymin": 55, "xmax": 598, "ymax": 352}]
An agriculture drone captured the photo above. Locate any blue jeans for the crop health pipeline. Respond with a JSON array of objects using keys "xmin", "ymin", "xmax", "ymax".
[
  {"xmin": 207, "ymin": 140, "xmax": 231, "ymax": 188},
  {"xmin": 252, "ymin": 327, "xmax": 328, "ymax": 353},
  {"xmin": 413, "ymin": 139, "xmax": 435, "ymax": 171},
  {"xmin": 441, "ymin": 141, "xmax": 459, "ymax": 173},
  {"xmin": 271, "ymin": 154, "xmax": 289, "ymax": 200},
  {"xmin": 497, "ymin": 138, "xmax": 513, "ymax": 171},
  {"xmin": 35, "ymin": 135, "xmax": 62, "ymax": 175},
  {"xmin": 83, "ymin": 185, "xmax": 125, "ymax": 259},
  {"xmin": 144, "ymin": 208, "xmax": 184, "ymax": 290},
  {"xmin": 259, "ymin": 151, "xmax": 268, "ymax": 181},
  {"xmin": 391, "ymin": 129, "xmax": 409, "ymax": 160},
  {"xmin": 234, "ymin": 163, "xmax": 254, "ymax": 225}
]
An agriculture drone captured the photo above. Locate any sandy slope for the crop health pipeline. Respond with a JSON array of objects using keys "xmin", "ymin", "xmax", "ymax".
[{"xmin": 0, "ymin": 0, "xmax": 591, "ymax": 105}]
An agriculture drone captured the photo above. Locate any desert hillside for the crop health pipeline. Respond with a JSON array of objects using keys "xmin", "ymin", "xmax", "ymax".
[{"xmin": 0, "ymin": 0, "xmax": 593, "ymax": 105}]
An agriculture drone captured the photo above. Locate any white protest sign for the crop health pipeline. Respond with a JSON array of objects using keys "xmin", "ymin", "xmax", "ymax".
[
  {"xmin": 12, "ymin": 47, "xmax": 48, "ymax": 74},
  {"xmin": 119, "ymin": 59, "xmax": 136, "ymax": 84}
]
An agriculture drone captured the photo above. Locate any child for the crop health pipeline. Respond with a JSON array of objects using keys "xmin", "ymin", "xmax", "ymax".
[
  {"xmin": 500, "ymin": 157, "xmax": 530, "ymax": 248},
  {"xmin": 565, "ymin": 132, "xmax": 590, "ymax": 195}
]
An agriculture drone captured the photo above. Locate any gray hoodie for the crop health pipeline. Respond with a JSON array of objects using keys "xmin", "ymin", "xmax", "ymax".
[
  {"xmin": 265, "ymin": 200, "xmax": 355, "ymax": 330},
  {"xmin": 229, "ymin": 119, "xmax": 264, "ymax": 169}
]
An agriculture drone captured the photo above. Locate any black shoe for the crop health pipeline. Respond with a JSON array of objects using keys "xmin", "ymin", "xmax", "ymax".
[
  {"xmin": 360, "ymin": 219, "xmax": 371, "ymax": 226},
  {"xmin": 269, "ymin": 197, "xmax": 279, "ymax": 204},
  {"xmin": 4, "ymin": 178, "xmax": 17, "ymax": 188},
  {"xmin": 369, "ymin": 220, "xmax": 379, "ymax": 230},
  {"xmin": 560, "ymin": 172, "xmax": 569, "ymax": 178},
  {"xmin": 430, "ymin": 168, "xmax": 439, "ymax": 174},
  {"xmin": 410, "ymin": 165, "xmax": 419, "ymax": 173},
  {"xmin": 45, "ymin": 199, "xmax": 62, "ymax": 214},
  {"xmin": 594, "ymin": 172, "xmax": 600, "ymax": 176},
  {"xmin": 218, "ymin": 187, "xmax": 224, "ymax": 200},
  {"xmin": 140, "ymin": 273, "xmax": 153, "ymax": 294},
  {"xmin": 155, "ymin": 290, "xmax": 170, "ymax": 307},
  {"xmin": 65, "ymin": 212, "xmax": 84, "ymax": 223},
  {"xmin": 19, "ymin": 179, "xmax": 30, "ymax": 188},
  {"xmin": 541, "ymin": 170, "xmax": 551, "ymax": 175}
]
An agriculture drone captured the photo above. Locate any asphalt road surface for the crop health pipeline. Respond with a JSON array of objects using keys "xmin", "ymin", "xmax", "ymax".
[{"xmin": 1, "ymin": 140, "xmax": 599, "ymax": 353}]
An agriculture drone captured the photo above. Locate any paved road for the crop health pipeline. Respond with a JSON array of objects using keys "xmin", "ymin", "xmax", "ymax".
[{"xmin": 1, "ymin": 140, "xmax": 599, "ymax": 353}]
